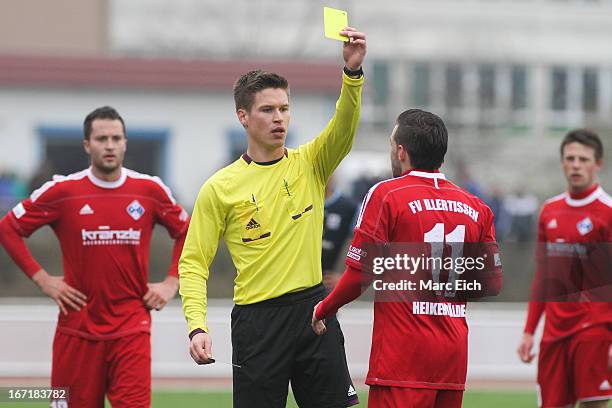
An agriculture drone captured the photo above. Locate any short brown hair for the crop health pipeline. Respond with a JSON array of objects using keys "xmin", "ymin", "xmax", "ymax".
[
  {"xmin": 560, "ymin": 129, "xmax": 603, "ymax": 161},
  {"xmin": 394, "ymin": 109, "xmax": 448, "ymax": 170},
  {"xmin": 233, "ymin": 70, "xmax": 289, "ymax": 112},
  {"xmin": 83, "ymin": 106, "xmax": 126, "ymax": 140}
]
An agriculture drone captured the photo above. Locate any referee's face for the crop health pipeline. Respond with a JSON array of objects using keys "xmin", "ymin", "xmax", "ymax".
[{"xmin": 242, "ymin": 88, "xmax": 290, "ymax": 151}]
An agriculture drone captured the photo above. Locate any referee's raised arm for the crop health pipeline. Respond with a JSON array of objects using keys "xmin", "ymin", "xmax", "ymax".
[{"xmin": 302, "ymin": 27, "xmax": 367, "ymax": 185}]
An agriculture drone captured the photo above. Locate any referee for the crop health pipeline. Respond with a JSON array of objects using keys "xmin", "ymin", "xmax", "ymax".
[{"xmin": 179, "ymin": 27, "xmax": 367, "ymax": 407}]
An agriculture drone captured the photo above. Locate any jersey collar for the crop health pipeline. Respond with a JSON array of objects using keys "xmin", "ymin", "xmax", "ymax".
[
  {"xmin": 406, "ymin": 170, "xmax": 446, "ymax": 180},
  {"xmin": 565, "ymin": 185, "xmax": 603, "ymax": 207},
  {"xmin": 86, "ymin": 167, "xmax": 127, "ymax": 189},
  {"xmin": 242, "ymin": 148, "xmax": 288, "ymax": 165}
]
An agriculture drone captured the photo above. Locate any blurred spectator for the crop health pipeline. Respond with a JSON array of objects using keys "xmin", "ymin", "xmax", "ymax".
[
  {"xmin": 504, "ymin": 187, "xmax": 538, "ymax": 242},
  {"xmin": 0, "ymin": 170, "xmax": 26, "ymax": 215},
  {"xmin": 456, "ymin": 161, "xmax": 485, "ymax": 198},
  {"xmin": 351, "ymin": 174, "xmax": 387, "ymax": 203},
  {"xmin": 322, "ymin": 177, "xmax": 359, "ymax": 290},
  {"xmin": 28, "ymin": 160, "xmax": 55, "ymax": 194},
  {"xmin": 486, "ymin": 187, "xmax": 511, "ymax": 241}
]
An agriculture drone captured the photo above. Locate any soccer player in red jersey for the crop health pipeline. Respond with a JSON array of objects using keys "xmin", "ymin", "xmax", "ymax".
[
  {"xmin": 0, "ymin": 106, "xmax": 189, "ymax": 407},
  {"xmin": 517, "ymin": 129, "xmax": 612, "ymax": 408},
  {"xmin": 311, "ymin": 109, "xmax": 503, "ymax": 408}
]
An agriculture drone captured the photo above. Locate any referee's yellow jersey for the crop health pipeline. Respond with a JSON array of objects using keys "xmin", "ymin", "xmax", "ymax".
[{"xmin": 179, "ymin": 72, "xmax": 363, "ymax": 333}]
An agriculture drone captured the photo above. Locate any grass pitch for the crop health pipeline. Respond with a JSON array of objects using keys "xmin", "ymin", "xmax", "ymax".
[{"xmin": 150, "ymin": 389, "xmax": 537, "ymax": 407}]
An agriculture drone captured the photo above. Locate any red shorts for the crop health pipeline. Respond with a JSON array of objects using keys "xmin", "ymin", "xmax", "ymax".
[
  {"xmin": 368, "ymin": 386, "xmax": 463, "ymax": 408},
  {"xmin": 537, "ymin": 325, "xmax": 612, "ymax": 408},
  {"xmin": 51, "ymin": 330, "xmax": 151, "ymax": 408}
]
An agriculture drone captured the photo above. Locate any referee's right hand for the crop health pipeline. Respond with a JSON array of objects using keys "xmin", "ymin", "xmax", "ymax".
[{"xmin": 189, "ymin": 331, "xmax": 214, "ymax": 365}]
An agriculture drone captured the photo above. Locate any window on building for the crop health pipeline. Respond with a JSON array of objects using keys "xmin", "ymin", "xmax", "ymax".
[
  {"xmin": 582, "ymin": 68, "xmax": 598, "ymax": 112},
  {"xmin": 445, "ymin": 64, "xmax": 463, "ymax": 109},
  {"xmin": 411, "ymin": 62, "xmax": 431, "ymax": 107},
  {"xmin": 551, "ymin": 67, "xmax": 568, "ymax": 111},
  {"xmin": 511, "ymin": 65, "xmax": 528, "ymax": 110},
  {"xmin": 478, "ymin": 65, "xmax": 496, "ymax": 109},
  {"xmin": 372, "ymin": 61, "xmax": 390, "ymax": 106},
  {"xmin": 38, "ymin": 127, "xmax": 167, "ymax": 179}
]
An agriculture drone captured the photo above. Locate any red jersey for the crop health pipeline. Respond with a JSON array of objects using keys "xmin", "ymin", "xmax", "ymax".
[
  {"xmin": 347, "ymin": 170, "xmax": 500, "ymax": 390},
  {"xmin": 524, "ymin": 184, "xmax": 612, "ymax": 342},
  {"xmin": 2, "ymin": 168, "xmax": 189, "ymax": 340}
]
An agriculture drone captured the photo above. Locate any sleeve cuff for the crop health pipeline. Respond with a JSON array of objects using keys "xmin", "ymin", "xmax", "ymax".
[
  {"xmin": 343, "ymin": 66, "xmax": 363, "ymax": 78},
  {"xmin": 189, "ymin": 328, "xmax": 206, "ymax": 340},
  {"xmin": 342, "ymin": 70, "xmax": 365, "ymax": 86}
]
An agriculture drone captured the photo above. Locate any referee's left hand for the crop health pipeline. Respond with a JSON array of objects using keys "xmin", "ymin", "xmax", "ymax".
[
  {"xmin": 143, "ymin": 276, "xmax": 179, "ymax": 311},
  {"xmin": 311, "ymin": 303, "xmax": 327, "ymax": 336},
  {"xmin": 341, "ymin": 27, "xmax": 367, "ymax": 72}
]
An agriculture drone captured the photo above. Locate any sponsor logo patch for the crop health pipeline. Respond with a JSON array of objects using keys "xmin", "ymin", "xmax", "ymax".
[
  {"xmin": 12, "ymin": 203, "xmax": 26, "ymax": 219},
  {"xmin": 347, "ymin": 245, "xmax": 366, "ymax": 261},
  {"xmin": 547, "ymin": 218, "xmax": 557, "ymax": 229},
  {"xmin": 494, "ymin": 253, "xmax": 502, "ymax": 267},
  {"xmin": 127, "ymin": 200, "xmax": 145, "ymax": 221},
  {"xmin": 576, "ymin": 217, "xmax": 593, "ymax": 236},
  {"xmin": 347, "ymin": 385, "xmax": 357, "ymax": 397},
  {"xmin": 82, "ymin": 226, "xmax": 142, "ymax": 246}
]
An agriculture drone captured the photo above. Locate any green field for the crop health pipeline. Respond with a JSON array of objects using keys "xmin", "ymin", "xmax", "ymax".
[
  {"xmin": 151, "ymin": 390, "xmax": 538, "ymax": 407},
  {"xmin": 0, "ymin": 390, "xmax": 539, "ymax": 407}
]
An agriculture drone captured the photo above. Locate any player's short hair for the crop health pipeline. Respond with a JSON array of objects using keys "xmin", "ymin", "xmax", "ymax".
[
  {"xmin": 393, "ymin": 109, "xmax": 448, "ymax": 170},
  {"xmin": 83, "ymin": 106, "xmax": 126, "ymax": 140},
  {"xmin": 233, "ymin": 70, "xmax": 289, "ymax": 112},
  {"xmin": 560, "ymin": 129, "xmax": 603, "ymax": 161}
]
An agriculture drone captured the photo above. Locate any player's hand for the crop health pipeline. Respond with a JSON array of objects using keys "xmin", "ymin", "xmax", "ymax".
[
  {"xmin": 517, "ymin": 332, "xmax": 535, "ymax": 363},
  {"xmin": 143, "ymin": 276, "xmax": 179, "ymax": 311},
  {"xmin": 341, "ymin": 27, "xmax": 366, "ymax": 71},
  {"xmin": 311, "ymin": 302, "xmax": 327, "ymax": 336},
  {"xmin": 32, "ymin": 269, "xmax": 87, "ymax": 315},
  {"xmin": 608, "ymin": 343, "xmax": 612, "ymax": 370},
  {"xmin": 189, "ymin": 331, "xmax": 214, "ymax": 365}
]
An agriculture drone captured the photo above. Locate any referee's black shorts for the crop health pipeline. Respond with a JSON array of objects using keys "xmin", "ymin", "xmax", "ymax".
[{"xmin": 231, "ymin": 283, "xmax": 359, "ymax": 408}]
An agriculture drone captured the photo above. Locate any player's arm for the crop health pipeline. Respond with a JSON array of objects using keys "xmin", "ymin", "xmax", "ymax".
[
  {"xmin": 301, "ymin": 27, "xmax": 366, "ymax": 185},
  {"xmin": 0, "ymin": 196, "xmax": 86, "ymax": 315},
  {"xmin": 179, "ymin": 179, "xmax": 226, "ymax": 364},
  {"xmin": 312, "ymin": 264, "xmax": 370, "ymax": 334},
  {"xmin": 518, "ymin": 211, "xmax": 547, "ymax": 363},
  {"xmin": 459, "ymin": 205, "xmax": 503, "ymax": 300},
  {"xmin": 143, "ymin": 179, "xmax": 191, "ymax": 311}
]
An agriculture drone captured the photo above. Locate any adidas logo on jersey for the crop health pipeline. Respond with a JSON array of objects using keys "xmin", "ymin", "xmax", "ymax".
[
  {"xmin": 600, "ymin": 379, "xmax": 611, "ymax": 391},
  {"xmin": 246, "ymin": 218, "xmax": 260, "ymax": 230},
  {"xmin": 79, "ymin": 204, "xmax": 94, "ymax": 215},
  {"xmin": 347, "ymin": 385, "xmax": 357, "ymax": 397},
  {"xmin": 547, "ymin": 218, "xmax": 557, "ymax": 229}
]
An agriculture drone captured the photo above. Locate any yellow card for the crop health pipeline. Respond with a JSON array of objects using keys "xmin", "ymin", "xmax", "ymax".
[{"xmin": 323, "ymin": 7, "xmax": 349, "ymax": 42}]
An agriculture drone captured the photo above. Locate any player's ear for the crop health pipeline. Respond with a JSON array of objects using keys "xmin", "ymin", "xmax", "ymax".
[
  {"xmin": 397, "ymin": 144, "xmax": 407, "ymax": 162},
  {"xmin": 83, "ymin": 138, "xmax": 91, "ymax": 155},
  {"xmin": 236, "ymin": 109, "xmax": 248, "ymax": 129}
]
